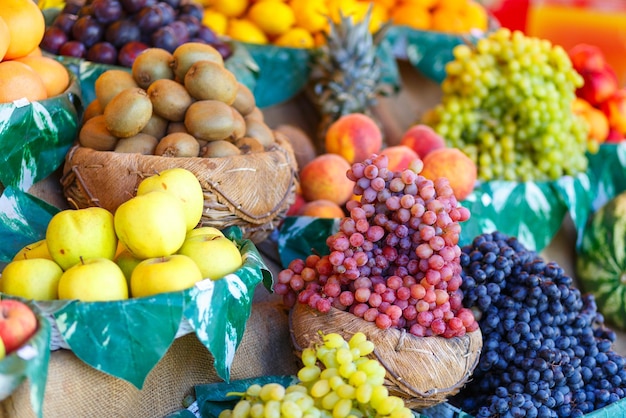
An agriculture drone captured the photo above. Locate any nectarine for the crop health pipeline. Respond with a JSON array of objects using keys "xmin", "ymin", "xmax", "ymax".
[
  {"xmin": 420, "ymin": 148, "xmax": 477, "ymax": 201},
  {"xmin": 379, "ymin": 145, "xmax": 421, "ymax": 172},
  {"xmin": 325, "ymin": 113, "xmax": 382, "ymax": 164},
  {"xmin": 299, "ymin": 153, "xmax": 354, "ymax": 206},
  {"xmin": 399, "ymin": 124, "xmax": 446, "ymax": 159},
  {"xmin": 298, "ymin": 199, "xmax": 345, "ymax": 218}
]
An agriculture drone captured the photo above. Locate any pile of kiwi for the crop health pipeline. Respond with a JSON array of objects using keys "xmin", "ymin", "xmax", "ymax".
[{"xmin": 79, "ymin": 43, "xmax": 274, "ymax": 158}]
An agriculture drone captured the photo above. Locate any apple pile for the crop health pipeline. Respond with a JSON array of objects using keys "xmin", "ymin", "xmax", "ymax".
[
  {"xmin": 0, "ymin": 168, "xmax": 243, "ymax": 302},
  {"xmin": 569, "ymin": 44, "xmax": 626, "ymax": 144},
  {"xmin": 0, "ymin": 299, "xmax": 38, "ymax": 360},
  {"xmin": 282, "ymin": 113, "xmax": 479, "ymax": 219}
]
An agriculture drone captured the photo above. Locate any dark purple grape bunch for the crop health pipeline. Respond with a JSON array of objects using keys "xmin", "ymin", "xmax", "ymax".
[{"xmin": 41, "ymin": 0, "xmax": 231, "ymax": 67}]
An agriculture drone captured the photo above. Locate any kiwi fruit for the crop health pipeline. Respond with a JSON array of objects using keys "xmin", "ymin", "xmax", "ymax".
[
  {"xmin": 235, "ymin": 136, "xmax": 264, "ymax": 154},
  {"xmin": 244, "ymin": 107, "xmax": 265, "ymax": 124},
  {"xmin": 167, "ymin": 121, "xmax": 188, "ymax": 134},
  {"xmin": 232, "ymin": 82, "xmax": 256, "ymax": 116},
  {"xmin": 245, "ymin": 120, "xmax": 275, "ymax": 148},
  {"xmin": 82, "ymin": 99, "xmax": 103, "ymax": 123},
  {"xmin": 132, "ymin": 48, "xmax": 175, "ymax": 89},
  {"xmin": 95, "ymin": 69, "xmax": 138, "ymax": 109},
  {"xmin": 184, "ymin": 100, "xmax": 235, "ymax": 141},
  {"xmin": 141, "ymin": 113, "xmax": 169, "ymax": 139},
  {"xmin": 79, "ymin": 115, "xmax": 118, "ymax": 151},
  {"xmin": 147, "ymin": 78, "xmax": 193, "ymax": 122},
  {"xmin": 275, "ymin": 124, "xmax": 317, "ymax": 169},
  {"xmin": 230, "ymin": 107, "xmax": 246, "ymax": 140},
  {"xmin": 171, "ymin": 42, "xmax": 224, "ymax": 82},
  {"xmin": 201, "ymin": 140, "xmax": 241, "ymax": 158},
  {"xmin": 114, "ymin": 133, "xmax": 159, "ymax": 154},
  {"xmin": 184, "ymin": 60, "xmax": 238, "ymax": 104},
  {"xmin": 104, "ymin": 87, "xmax": 153, "ymax": 138},
  {"xmin": 155, "ymin": 132, "xmax": 201, "ymax": 157}
]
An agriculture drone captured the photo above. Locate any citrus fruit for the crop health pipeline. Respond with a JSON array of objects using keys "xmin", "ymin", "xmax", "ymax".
[
  {"xmin": 0, "ymin": 17, "xmax": 10, "ymax": 61},
  {"xmin": 210, "ymin": 0, "xmax": 249, "ymax": 18},
  {"xmin": 0, "ymin": 61, "xmax": 47, "ymax": 103},
  {"xmin": 390, "ymin": 4, "xmax": 431, "ymax": 30},
  {"xmin": 274, "ymin": 27, "xmax": 315, "ymax": 48},
  {"xmin": 248, "ymin": 0, "xmax": 295, "ymax": 36},
  {"xmin": 15, "ymin": 56, "xmax": 70, "ymax": 98},
  {"xmin": 0, "ymin": 0, "xmax": 46, "ymax": 60},
  {"xmin": 202, "ymin": 9, "xmax": 228, "ymax": 35},
  {"xmin": 290, "ymin": 0, "xmax": 329, "ymax": 33},
  {"xmin": 226, "ymin": 19, "xmax": 269, "ymax": 44}
]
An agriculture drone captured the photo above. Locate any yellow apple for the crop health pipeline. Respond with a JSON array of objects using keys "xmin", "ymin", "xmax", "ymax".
[
  {"xmin": 12, "ymin": 239, "xmax": 53, "ymax": 261},
  {"xmin": 185, "ymin": 226, "xmax": 224, "ymax": 240},
  {"xmin": 136, "ymin": 168, "xmax": 204, "ymax": 231},
  {"xmin": 114, "ymin": 191, "xmax": 187, "ymax": 259},
  {"xmin": 177, "ymin": 235, "xmax": 243, "ymax": 280},
  {"xmin": 0, "ymin": 337, "xmax": 5, "ymax": 360},
  {"xmin": 46, "ymin": 207, "xmax": 118, "ymax": 271},
  {"xmin": 130, "ymin": 254, "xmax": 203, "ymax": 298},
  {"xmin": 115, "ymin": 250, "xmax": 142, "ymax": 291},
  {"xmin": 1, "ymin": 258, "xmax": 63, "ymax": 300},
  {"xmin": 58, "ymin": 257, "xmax": 129, "ymax": 302}
]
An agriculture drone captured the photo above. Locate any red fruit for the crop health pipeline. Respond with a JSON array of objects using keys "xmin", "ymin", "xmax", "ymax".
[
  {"xmin": 399, "ymin": 124, "xmax": 446, "ymax": 160},
  {"xmin": 605, "ymin": 127, "xmax": 624, "ymax": 144},
  {"xmin": 568, "ymin": 43, "xmax": 607, "ymax": 73},
  {"xmin": 0, "ymin": 299, "xmax": 38, "ymax": 355},
  {"xmin": 577, "ymin": 67, "xmax": 619, "ymax": 106}
]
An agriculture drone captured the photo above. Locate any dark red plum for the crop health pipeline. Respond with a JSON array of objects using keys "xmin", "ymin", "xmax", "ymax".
[
  {"xmin": 92, "ymin": 0, "xmax": 124, "ymax": 25},
  {"xmin": 72, "ymin": 15, "xmax": 104, "ymax": 48},
  {"xmin": 118, "ymin": 41, "xmax": 149, "ymax": 67},
  {"xmin": 52, "ymin": 13, "xmax": 78, "ymax": 35},
  {"xmin": 87, "ymin": 42, "xmax": 119, "ymax": 65},
  {"xmin": 40, "ymin": 26, "xmax": 69, "ymax": 54},
  {"xmin": 59, "ymin": 40, "xmax": 87, "ymax": 58},
  {"xmin": 105, "ymin": 19, "xmax": 141, "ymax": 47}
]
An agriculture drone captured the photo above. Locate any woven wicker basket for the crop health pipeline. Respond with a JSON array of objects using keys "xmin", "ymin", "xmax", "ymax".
[
  {"xmin": 289, "ymin": 303, "xmax": 483, "ymax": 410},
  {"xmin": 60, "ymin": 131, "xmax": 298, "ymax": 243}
]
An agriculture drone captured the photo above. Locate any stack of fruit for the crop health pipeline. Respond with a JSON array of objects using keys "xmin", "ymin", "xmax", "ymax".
[
  {"xmin": 40, "ymin": 0, "xmax": 232, "ymax": 67},
  {"xmin": 199, "ymin": 0, "xmax": 489, "ymax": 48},
  {"xmin": 0, "ymin": 0, "xmax": 72, "ymax": 104},
  {"xmin": 568, "ymin": 43, "xmax": 626, "ymax": 144},
  {"xmin": 0, "ymin": 168, "xmax": 243, "ymax": 302}
]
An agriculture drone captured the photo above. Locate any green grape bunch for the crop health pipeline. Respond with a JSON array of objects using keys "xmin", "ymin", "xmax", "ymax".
[
  {"xmin": 219, "ymin": 332, "xmax": 414, "ymax": 418},
  {"xmin": 427, "ymin": 28, "xmax": 591, "ymax": 182}
]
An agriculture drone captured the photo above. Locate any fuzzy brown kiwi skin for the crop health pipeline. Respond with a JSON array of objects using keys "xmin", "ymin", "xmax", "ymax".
[
  {"xmin": 171, "ymin": 42, "xmax": 224, "ymax": 82},
  {"xmin": 114, "ymin": 133, "xmax": 159, "ymax": 155},
  {"xmin": 244, "ymin": 107, "xmax": 264, "ymax": 124},
  {"xmin": 132, "ymin": 48, "xmax": 175, "ymax": 89},
  {"xmin": 95, "ymin": 69, "xmax": 138, "ymax": 109},
  {"xmin": 184, "ymin": 100, "xmax": 235, "ymax": 141},
  {"xmin": 155, "ymin": 132, "xmax": 201, "ymax": 157},
  {"xmin": 235, "ymin": 136, "xmax": 265, "ymax": 154},
  {"xmin": 184, "ymin": 60, "xmax": 238, "ymax": 104},
  {"xmin": 141, "ymin": 113, "xmax": 169, "ymax": 139},
  {"xmin": 245, "ymin": 119, "xmax": 275, "ymax": 148},
  {"xmin": 147, "ymin": 78, "xmax": 194, "ymax": 122},
  {"xmin": 201, "ymin": 140, "xmax": 241, "ymax": 158},
  {"xmin": 232, "ymin": 82, "xmax": 256, "ymax": 116},
  {"xmin": 79, "ymin": 115, "xmax": 118, "ymax": 151},
  {"xmin": 230, "ymin": 107, "xmax": 246, "ymax": 140},
  {"xmin": 104, "ymin": 87, "xmax": 153, "ymax": 138},
  {"xmin": 83, "ymin": 99, "xmax": 103, "ymax": 123},
  {"xmin": 167, "ymin": 121, "xmax": 188, "ymax": 134}
]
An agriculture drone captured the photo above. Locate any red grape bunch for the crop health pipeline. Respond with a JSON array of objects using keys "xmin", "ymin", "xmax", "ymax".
[
  {"xmin": 41, "ymin": 0, "xmax": 232, "ymax": 67},
  {"xmin": 275, "ymin": 154, "xmax": 479, "ymax": 339}
]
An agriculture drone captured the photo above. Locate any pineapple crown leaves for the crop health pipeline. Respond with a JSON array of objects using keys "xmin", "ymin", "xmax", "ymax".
[{"xmin": 309, "ymin": 5, "xmax": 394, "ymax": 117}]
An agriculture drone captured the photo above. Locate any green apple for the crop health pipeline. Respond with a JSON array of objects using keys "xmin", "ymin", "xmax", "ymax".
[
  {"xmin": 185, "ymin": 226, "xmax": 224, "ymax": 240},
  {"xmin": 58, "ymin": 257, "xmax": 129, "ymax": 302},
  {"xmin": 46, "ymin": 207, "xmax": 118, "ymax": 271},
  {"xmin": 136, "ymin": 168, "xmax": 204, "ymax": 231},
  {"xmin": 114, "ymin": 250, "xmax": 142, "ymax": 294},
  {"xmin": 12, "ymin": 239, "xmax": 53, "ymax": 261},
  {"xmin": 1, "ymin": 258, "xmax": 63, "ymax": 300},
  {"xmin": 130, "ymin": 254, "xmax": 203, "ymax": 298},
  {"xmin": 177, "ymin": 234, "xmax": 243, "ymax": 280},
  {"xmin": 114, "ymin": 190, "xmax": 187, "ymax": 259},
  {"xmin": 0, "ymin": 337, "xmax": 5, "ymax": 360}
]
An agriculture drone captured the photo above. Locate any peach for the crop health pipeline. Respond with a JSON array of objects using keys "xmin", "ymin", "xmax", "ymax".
[
  {"xmin": 577, "ymin": 67, "xmax": 619, "ymax": 106},
  {"xmin": 600, "ymin": 88, "xmax": 626, "ymax": 135},
  {"xmin": 299, "ymin": 153, "xmax": 354, "ymax": 206},
  {"xmin": 379, "ymin": 145, "xmax": 421, "ymax": 173},
  {"xmin": 568, "ymin": 43, "xmax": 607, "ymax": 74},
  {"xmin": 420, "ymin": 147, "xmax": 477, "ymax": 201},
  {"xmin": 298, "ymin": 199, "xmax": 345, "ymax": 218},
  {"xmin": 325, "ymin": 113, "xmax": 383, "ymax": 164},
  {"xmin": 286, "ymin": 193, "xmax": 306, "ymax": 216},
  {"xmin": 572, "ymin": 98, "xmax": 609, "ymax": 144},
  {"xmin": 399, "ymin": 124, "xmax": 446, "ymax": 159}
]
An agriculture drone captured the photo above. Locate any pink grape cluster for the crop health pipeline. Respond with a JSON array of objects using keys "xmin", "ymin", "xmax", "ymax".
[{"xmin": 275, "ymin": 154, "xmax": 478, "ymax": 338}]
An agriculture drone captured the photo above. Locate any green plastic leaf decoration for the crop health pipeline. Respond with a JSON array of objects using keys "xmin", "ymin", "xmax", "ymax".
[
  {"xmin": 0, "ymin": 297, "xmax": 51, "ymax": 418},
  {"xmin": 585, "ymin": 143, "xmax": 626, "ymax": 213},
  {"xmin": 52, "ymin": 293, "xmax": 185, "ymax": 389},
  {"xmin": 0, "ymin": 74, "xmax": 81, "ymax": 190},
  {"xmin": 0, "ymin": 187, "xmax": 60, "ymax": 263},
  {"xmin": 277, "ymin": 216, "xmax": 338, "ymax": 269}
]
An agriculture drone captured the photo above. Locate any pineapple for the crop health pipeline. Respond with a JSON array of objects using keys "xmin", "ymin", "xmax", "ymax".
[{"xmin": 308, "ymin": 5, "xmax": 394, "ymax": 146}]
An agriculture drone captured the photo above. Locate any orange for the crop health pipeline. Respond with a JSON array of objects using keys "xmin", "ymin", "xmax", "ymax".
[
  {"xmin": 290, "ymin": 0, "xmax": 329, "ymax": 33},
  {"xmin": 0, "ymin": 17, "xmax": 9, "ymax": 61},
  {"xmin": 390, "ymin": 4, "xmax": 431, "ymax": 30},
  {"xmin": 26, "ymin": 46, "xmax": 43, "ymax": 57},
  {"xmin": 248, "ymin": 1, "xmax": 295, "ymax": 37},
  {"xmin": 0, "ymin": 0, "xmax": 46, "ymax": 60},
  {"xmin": 226, "ymin": 19, "xmax": 269, "ymax": 44},
  {"xmin": 274, "ymin": 27, "xmax": 315, "ymax": 48},
  {"xmin": 0, "ymin": 61, "xmax": 47, "ymax": 103},
  {"xmin": 15, "ymin": 56, "xmax": 70, "ymax": 98}
]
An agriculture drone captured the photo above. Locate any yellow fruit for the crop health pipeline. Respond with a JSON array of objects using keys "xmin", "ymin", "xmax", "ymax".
[
  {"xmin": 248, "ymin": 1, "xmax": 295, "ymax": 37},
  {"xmin": 327, "ymin": 0, "xmax": 360, "ymax": 23},
  {"xmin": 463, "ymin": 0, "xmax": 489, "ymax": 32},
  {"xmin": 0, "ymin": 17, "xmax": 10, "ymax": 61},
  {"xmin": 290, "ymin": 0, "xmax": 329, "ymax": 33},
  {"xmin": 0, "ymin": 0, "xmax": 46, "ymax": 60},
  {"xmin": 210, "ymin": 0, "xmax": 249, "ymax": 18},
  {"xmin": 15, "ymin": 55, "xmax": 70, "ymax": 98},
  {"xmin": 227, "ymin": 18, "xmax": 269, "ymax": 44},
  {"xmin": 274, "ymin": 27, "xmax": 315, "ymax": 48},
  {"xmin": 0, "ymin": 60, "xmax": 47, "ymax": 103},
  {"xmin": 202, "ymin": 9, "xmax": 228, "ymax": 35},
  {"xmin": 390, "ymin": 4, "xmax": 431, "ymax": 31}
]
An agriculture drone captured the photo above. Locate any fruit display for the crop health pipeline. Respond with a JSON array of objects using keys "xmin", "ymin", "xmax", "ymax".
[
  {"xmin": 0, "ymin": 299, "xmax": 38, "ymax": 358},
  {"xmin": 576, "ymin": 190, "xmax": 626, "ymax": 331},
  {"xmin": 452, "ymin": 231, "xmax": 626, "ymax": 417},
  {"xmin": 568, "ymin": 43, "xmax": 626, "ymax": 144},
  {"xmin": 199, "ymin": 0, "xmax": 489, "ymax": 48},
  {"xmin": 425, "ymin": 27, "xmax": 590, "ymax": 182},
  {"xmin": 219, "ymin": 331, "xmax": 413, "ymax": 417},
  {"xmin": 77, "ymin": 42, "xmax": 272, "ymax": 157},
  {"xmin": 1, "ymin": 168, "xmax": 244, "ymax": 301},
  {"xmin": 40, "ymin": 0, "xmax": 232, "ymax": 67}
]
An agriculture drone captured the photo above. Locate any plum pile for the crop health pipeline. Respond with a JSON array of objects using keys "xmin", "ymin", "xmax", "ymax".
[
  {"xmin": 41, "ymin": 0, "xmax": 232, "ymax": 67},
  {"xmin": 452, "ymin": 232, "xmax": 626, "ymax": 417}
]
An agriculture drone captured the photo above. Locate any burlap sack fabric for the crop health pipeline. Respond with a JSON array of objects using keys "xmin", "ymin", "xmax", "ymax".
[{"xmin": 0, "ymin": 296, "xmax": 299, "ymax": 418}]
